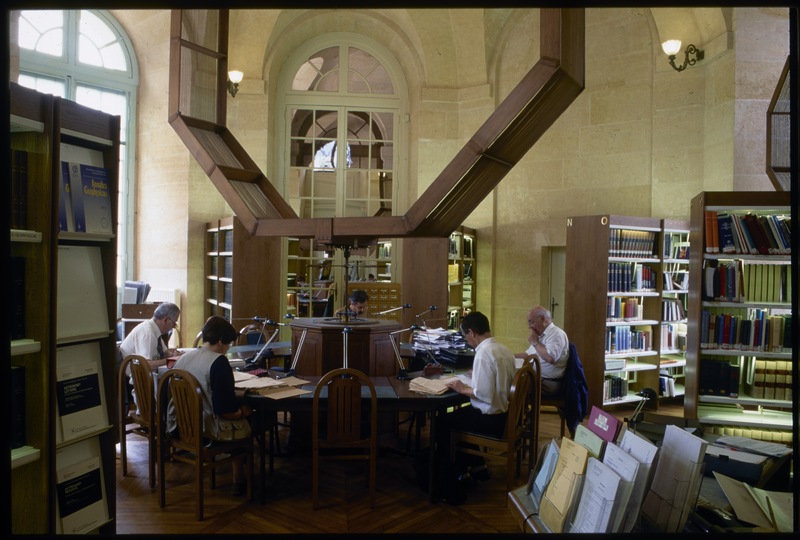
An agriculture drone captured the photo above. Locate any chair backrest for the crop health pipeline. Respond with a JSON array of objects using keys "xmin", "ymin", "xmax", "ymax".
[
  {"xmin": 119, "ymin": 354, "xmax": 155, "ymax": 421},
  {"xmin": 193, "ymin": 330, "xmax": 203, "ymax": 347},
  {"xmin": 312, "ymin": 367, "xmax": 377, "ymax": 446},
  {"xmin": 158, "ymin": 369, "xmax": 204, "ymax": 452},
  {"xmin": 238, "ymin": 322, "xmax": 267, "ymax": 346},
  {"xmin": 504, "ymin": 361, "xmax": 536, "ymax": 443}
]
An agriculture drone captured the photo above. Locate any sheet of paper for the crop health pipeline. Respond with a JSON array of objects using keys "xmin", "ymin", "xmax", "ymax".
[
  {"xmin": 714, "ymin": 435, "xmax": 792, "ymax": 457},
  {"xmin": 641, "ymin": 425, "xmax": 707, "ymax": 532},
  {"xmin": 601, "ymin": 442, "xmax": 639, "ymax": 532},
  {"xmin": 713, "ymin": 472, "xmax": 772, "ymax": 528},
  {"xmin": 255, "ymin": 386, "xmax": 312, "ymax": 399},
  {"xmin": 574, "ymin": 424, "xmax": 605, "ymax": 459},
  {"xmin": 531, "ymin": 438, "xmax": 560, "ymax": 508},
  {"xmin": 571, "ymin": 457, "xmax": 621, "ymax": 533},
  {"xmin": 540, "ymin": 437, "xmax": 589, "ymax": 532},
  {"xmin": 617, "ymin": 429, "xmax": 658, "ymax": 532},
  {"xmin": 235, "ymin": 377, "xmax": 287, "ymax": 389},
  {"xmin": 705, "ymin": 444, "xmax": 767, "ymax": 464}
]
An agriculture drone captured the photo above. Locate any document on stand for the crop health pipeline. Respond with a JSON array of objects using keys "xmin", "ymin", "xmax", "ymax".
[
  {"xmin": 571, "ymin": 457, "xmax": 621, "ymax": 533},
  {"xmin": 617, "ymin": 429, "xmax": 658, "ymax": 533},
  {"xmin": 540, "ymin": 437, "xmax": 589, "ymax": 533},
  {"xmin": 601, "ymin": 442, "xmax": 639, "ymax": 532}
]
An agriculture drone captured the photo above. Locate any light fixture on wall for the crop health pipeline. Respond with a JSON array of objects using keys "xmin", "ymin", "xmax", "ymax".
[
  {"xmin": 227, "ymin": 70, "xmax": 243, "ymax": 97},
  {"xmin": 661, "ymin": 40, "xmax": 704, "ymax": 72}
]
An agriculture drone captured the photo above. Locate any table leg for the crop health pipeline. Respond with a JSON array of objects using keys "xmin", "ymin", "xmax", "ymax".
[{"xmin": 428, "ymin": 410, "xmax": 437, "ymax": 502}]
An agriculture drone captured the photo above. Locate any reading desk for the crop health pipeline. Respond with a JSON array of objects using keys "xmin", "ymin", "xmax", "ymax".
[{"xmin": 244, "ymin": 371, "xmax": 469, "ymax": 502}]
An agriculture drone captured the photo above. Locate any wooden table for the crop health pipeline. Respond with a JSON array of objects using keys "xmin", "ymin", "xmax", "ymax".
[{"xmin": 245, "ymin": 372, "xmax": 469, "ymax": 502}]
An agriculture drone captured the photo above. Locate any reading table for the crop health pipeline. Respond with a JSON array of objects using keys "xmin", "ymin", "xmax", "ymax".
[{"xmin": 245, "ymin": 372, "xmax": 469, "ymax": 502}]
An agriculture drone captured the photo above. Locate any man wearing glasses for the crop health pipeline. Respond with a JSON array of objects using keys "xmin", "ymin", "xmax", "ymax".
[{"xmin": 119, "ymin": 301, "xmax": 183, "ymax": 368}]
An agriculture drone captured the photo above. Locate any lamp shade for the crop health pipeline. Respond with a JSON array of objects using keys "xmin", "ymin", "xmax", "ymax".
[
  {"xmin": 228, "ymin": 70, "xmax": 244, "ymax": 84},
  {"xmin": 661, "ymin": 40, "xmax": 682, "ymax": 56}
]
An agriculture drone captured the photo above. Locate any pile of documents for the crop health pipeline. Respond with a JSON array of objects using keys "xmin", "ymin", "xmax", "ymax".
[
  {"xmin": 233, "ymin": 371, "xmax": 311, "ymax": 399},
  {"xmin": 412, "ymin": 327, "xmax": 467, "ymax": 356}
]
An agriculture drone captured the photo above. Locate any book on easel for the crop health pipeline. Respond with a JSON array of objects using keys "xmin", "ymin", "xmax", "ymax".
[
  {"xmin": 56, "ymin": 244, "xmax": 110, "ymax": 342},
  {"xmin": 67, "ymin": 162, "xmax": 113, "ymax": 236},
  {"xmin": 55, "ymin": 436, "xmax": 109, "ymax": 534},
  {"xmin": 55, "ymin": 342, "xmax": 110, "ymax": 444}
]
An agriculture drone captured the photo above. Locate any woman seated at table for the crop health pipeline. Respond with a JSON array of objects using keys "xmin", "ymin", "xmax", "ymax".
[{"xmin": 168, "ymin": 315, "xmax": 253, "ymax": 495}]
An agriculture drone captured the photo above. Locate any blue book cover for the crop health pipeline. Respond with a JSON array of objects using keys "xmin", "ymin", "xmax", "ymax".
[
  {"xmin": 716, "ymin": 212, "xmax": 737, "ymax": 253},
  {"xmin": 69, "ymin": 162, "xmax": 113, "ymax": 235},
  {"xmin": 58, "ymin": 161, "xmax": 74, "ymax": 232}
]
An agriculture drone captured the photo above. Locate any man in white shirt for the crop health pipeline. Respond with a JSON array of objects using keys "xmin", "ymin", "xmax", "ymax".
[
  {"xmin": 515, "ymin": 305, "xmax": 569, "ymax": 394},
  {"xmin": 119, "ymin": 302, "xmax": 182, "ymax": 368}
]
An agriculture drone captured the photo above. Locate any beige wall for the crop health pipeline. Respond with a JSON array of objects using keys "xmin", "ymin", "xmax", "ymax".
[{"xmin": 108, "ymin": 7, "xmax": 788, "ymax": 350}]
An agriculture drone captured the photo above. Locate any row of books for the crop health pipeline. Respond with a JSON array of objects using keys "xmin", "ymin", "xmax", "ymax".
[
  {"xmin": 606, "ymin": 297, "xmax": 643, "ymax": 322},
  {"xmin": 603, "ymin": 374, "xmax": 629, "ymax": 402},
  {"xmin": 702, "ymin": 260, "xmax": 790, "ymax": 303},
  {"xmin": 705, "ymin": 210, "xmax": 791, "ymax": 256},
  {"xmin": 58, "ymin": 161, "xmax": 113, "ymax": 236},
  {"xmin": 660, "ymin": 322, "xmax": 686, "ymax": 352},
  {"xmin": 658, "ymin": 371, "xmax": 679, "ymax": 397},
  {"xmin": 700, "ymin": 309, "xmax": 791, "ymax": 352},
  {"xmin": 703, "ymin": 425, "xmax": 792, "ymax": 444},
  {"xmin": 662, "ymin": 270, "xmax": 688, "ymax": 291},
  {"xmin": 661, "ymin": 298, "xmax": 685, "ymax": 322},
  {"xmin": 746, "ymin": 359, "xmax": 793, "ymax": 401},
  {"xmin": 608, "ymin": 228, "xmax": 659, "ymax": 259},
  {"xmin": 607, "ymin": 263, "xmax": 657, "ymax": 293},
  {"xmin": 11, "ymin": 149, "xmax": 28, "ymax": 229},
  {"xmin": 698, "ymin": 359, "xmax": 741, "ymax": 397},
  {"xmin": 663, "ymin": 235, "xmax": 689, "ymax": 260},
  {"xmin": 605, "ymin": 326, "xmax": 651, "ymax": 354}
]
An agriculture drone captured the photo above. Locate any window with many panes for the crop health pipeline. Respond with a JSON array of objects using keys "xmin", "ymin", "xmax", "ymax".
[
  {"xmin": 278, "ymin": 36, "xmax": 407, "ymax": 310},
  {"xmin": 16, "ymin": 9, "xmax": 138, "ymax": 296}
]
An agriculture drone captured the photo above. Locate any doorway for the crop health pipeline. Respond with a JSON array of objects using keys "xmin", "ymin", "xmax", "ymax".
[{"xmin": 547, "ymin": 246, "xmax": 566, "ymax": 329}]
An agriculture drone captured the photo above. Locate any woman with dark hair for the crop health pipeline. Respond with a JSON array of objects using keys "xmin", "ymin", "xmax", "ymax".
[{"xmin": 168, "ymin": 315, "xmax": 253, "ymax": 495}]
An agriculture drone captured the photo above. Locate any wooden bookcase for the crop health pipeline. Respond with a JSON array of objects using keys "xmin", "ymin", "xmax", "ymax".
[
  {"xmin": 9, "ymin": 83, "xmax": 119, "ymax": 534},
  {"xmin": 659, "ymin": 219, "xmax": 690, "ymax": 400},
  {"xmin": 447, "ymin": 226, "xmax": 476, "ymax": 329},
  {"xmin": 565, "ymin": 215, "xmax": 665, "ymax": 412},
  {"xmin": 685, "ymin": 192, "xmax": 792, "ymax": 443},
  {"xmin": 204, "ymin": 216, "xmax": 282, "ymax": 326}
]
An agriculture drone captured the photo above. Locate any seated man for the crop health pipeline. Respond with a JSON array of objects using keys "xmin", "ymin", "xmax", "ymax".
[
  {"xmin": 514, "ymin": 305, "xmax": 569, "ymax": 395},
  {"xmin": 336, "ymin": 289, "xmax": 369, "ymax": 319}
]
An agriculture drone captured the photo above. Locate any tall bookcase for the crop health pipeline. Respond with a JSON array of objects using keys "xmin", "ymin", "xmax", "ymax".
[
  {"xmin": 204, "ymin": 216, "xmax": 282, "ymax": 326},
  {"xmin": 565, "ymin": 215, "xmax": 667, "ymax": 412},
  {"xmin": 9, "ymin": 83, "xmax": 119, "ymax": 534},
  {"xmin": 685, "ymin": 192, "xmax": 793, "ymax": 444},
  {"xmin": 447, "ymin": 226, "xmax": 476, "ymax": 329},
  {"xmin": 659, "ymin": 219, "xmax": 690, "ymax": 399}
]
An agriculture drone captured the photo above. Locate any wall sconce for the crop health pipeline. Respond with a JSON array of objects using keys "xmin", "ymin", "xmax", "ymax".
[
  {"xmin": 661, "ymin": 40, "xmax": 704, "ymax": 72},
  {"xmin": 227, "ymin": 70, "xmax": 243, "ymax": 97}
]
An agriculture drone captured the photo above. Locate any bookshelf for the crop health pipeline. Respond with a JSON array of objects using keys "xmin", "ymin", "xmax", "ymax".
[
  {"xmin": 565, "ymin": 215, "xmax": 665, "ymax": 412},
  {"xmin": 447, "ymin": 226, "xmax": 476, "ymax": 329},
  {"xmin": 9, "ymin": 83, "xmax": 119, "ymax": 534},
  {"xmin": 685, "ymin": 192, "xmax": 793, "ymax": 443},
  {"xmin": 659, "ymin": 220, "xmax": 690, "ymax": 399},
  {"xmin": 204, "ymin": 216, "xmax": 282, "ymax": 325}
]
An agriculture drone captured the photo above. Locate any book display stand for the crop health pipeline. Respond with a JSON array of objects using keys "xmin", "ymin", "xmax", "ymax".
[{"xmin": 9, "ymin": 83, "xmax": 119, "ymax": 535}]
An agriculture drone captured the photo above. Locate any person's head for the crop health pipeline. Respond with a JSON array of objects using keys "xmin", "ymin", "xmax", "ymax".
[
  {"xmin": 527, "ymin": 306, "xmax": 552, "ymax": 334},
  {"xmin": 153, "ymin": 302, "xmax": 181, "ymax": 334},
  {"xmin": 460, "ymin": 311, "xmax": 491, "ymax": 348},
  {"xmin": 201, "ymin": 316, "xmax": 238, "ymax": 346},
  {"xmin": 348, "ymin": 289, "xmax": 369, "ymax": 314}
]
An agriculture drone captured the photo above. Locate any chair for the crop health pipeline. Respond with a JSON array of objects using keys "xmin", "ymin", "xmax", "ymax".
[
  {"xmin": 157, "ymin": 369, "xmax": 254, "ymax": 520},
  {"xmin": 312, "ymin": 367, "xmax": 377, "ymax": 509},
  {"xmin": 540, "ymin": 341, "xmax": 588, "ymax": 439},
  {"xmin": 118, "ymin": 354, "xmax": 157, "ymax": 488},
  {"xmin": 449, "ymin": 361, "xmax": 538, "ymax": 492},
  {"xmin": 521, "ymin": 354, "xmax": 542, "ymax": 471},
  {"xmin": 192, "ymin": 330, "xmax": 203, "ymax": 347},
  {"xmin": 238, "ymin": 322, "xmax": 268, "ymax": 346}
]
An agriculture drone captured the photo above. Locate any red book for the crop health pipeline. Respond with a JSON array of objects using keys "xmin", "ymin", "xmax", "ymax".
[{"xmin": 586, "ymin": 405, "xmax": 622, "ymax": 443}]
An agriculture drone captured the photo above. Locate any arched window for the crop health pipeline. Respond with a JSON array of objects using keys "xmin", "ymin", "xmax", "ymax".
[
  {"xmin": 16, "ymin": 9, "xmax": 139, "ymax": 296},
  {"xmin": 277, "ymin": 36, "xmax": 407, "ymax": 300}
]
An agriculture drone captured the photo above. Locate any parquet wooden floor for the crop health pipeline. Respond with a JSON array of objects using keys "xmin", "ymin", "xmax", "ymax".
[{"xmin": 115, "ymin": 403, "xmax": 679, "ymax": 534}]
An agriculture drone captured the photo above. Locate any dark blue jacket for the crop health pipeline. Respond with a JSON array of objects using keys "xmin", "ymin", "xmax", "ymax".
[{"xmin": 562, "ymin": 342, "xmax": 589, "ymax": 434}]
